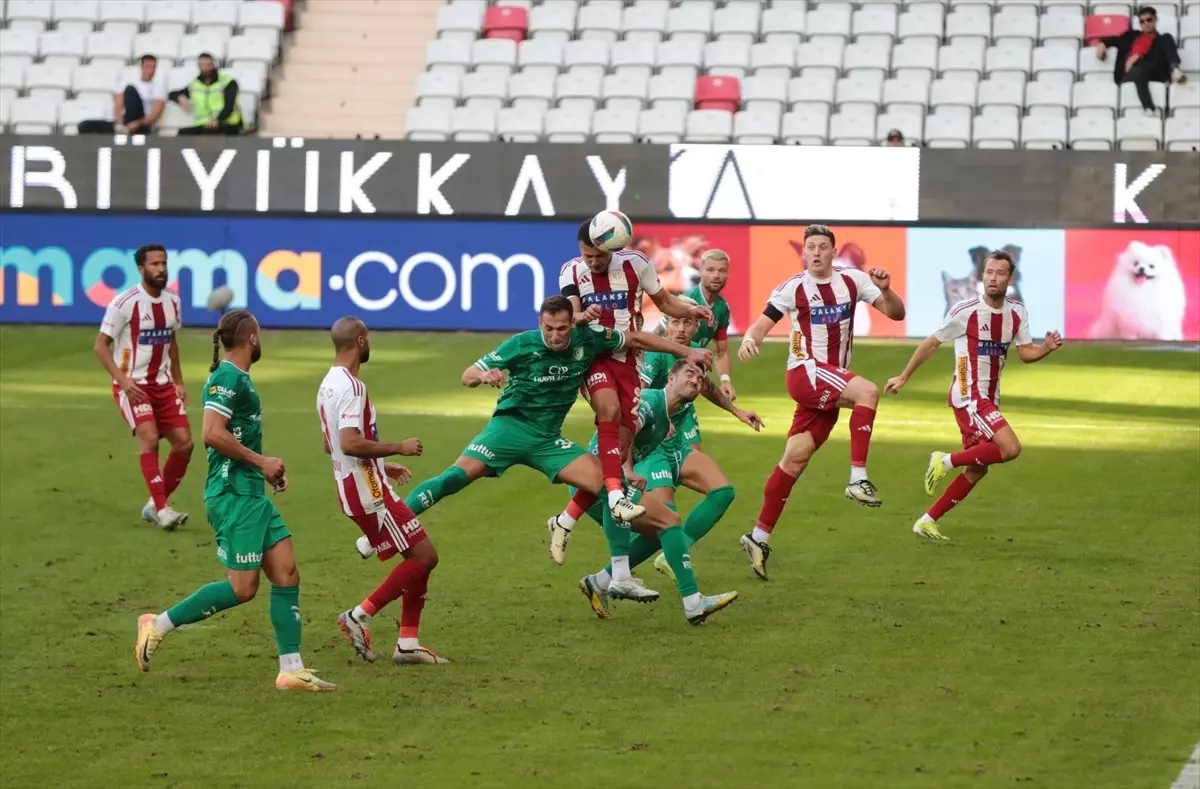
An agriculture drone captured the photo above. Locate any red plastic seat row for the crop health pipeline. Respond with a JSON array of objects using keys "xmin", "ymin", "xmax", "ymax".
[
  {"xmin": 696, "ymin": 75, "xmax": 740, "ymax": 113},
  {"xmin": 1085, "ymin": 13, "xmax": 1131, "ymax": 44},
  {"xmin": 485, "ymin": 6, "xmax": 528, "ymax": 42}
]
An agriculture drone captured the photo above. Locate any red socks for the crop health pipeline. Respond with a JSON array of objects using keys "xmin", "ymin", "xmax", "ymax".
[
  {"xmin": 139, "ymin": 451, "xmax": 168, "ymax": 510},
  {"xmin": 950, "ymin": 443, "xmax": 1004, "ymax": 468},
  {"xmin": 399, "ymin": 571, "xmax": 429, "ymax": 641},
  {"xmin": 566, "ymin": 490, "xmax": 595, "ymax": 521},
  {"xmin": 596, "ymin": 421, "xmax": 624, "ymax": 494},
  {"xmin": 364, "ymin": 558, "xmax": 430, "ymax": 614},
  {"xmin": 755, "ymin": 465, "xmax": 799, "ymax": 533},
  {"xmin": 162, "ymin": 450, "xmax": 191, "ymax": 497},
  {"xmin": 849, "ymin": 405, "xmax": 876, "ymax": 469},
  {"xmin": 928, "ymin": 473, "xmax": 977, "ymax": 521}
]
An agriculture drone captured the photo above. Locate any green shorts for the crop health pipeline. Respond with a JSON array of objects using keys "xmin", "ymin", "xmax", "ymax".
[
  {"xmin": 572, "ymin": 444, "xmax": 684, "ymax": 524},
  {"xmin": 205, "ymin": 494, "xmax": 290, "ymax": 571},
  {"xmin": 462, "ymin": 414, "xmax": 586, "ymax": 482}
]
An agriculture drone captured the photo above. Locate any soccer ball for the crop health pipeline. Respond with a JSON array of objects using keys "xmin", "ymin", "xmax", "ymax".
[
  {"xmin": 207, "ymin": 284, "xmax": 234, "ymax": 312},
  {"xmin": 589, "ymin": 210, "xmax": 633, "ymax": 252}
]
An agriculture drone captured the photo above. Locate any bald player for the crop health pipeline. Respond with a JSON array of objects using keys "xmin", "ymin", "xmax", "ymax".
[{"xmin": 317, "ymin": 317, "xmax": 448, "ymax": 665}]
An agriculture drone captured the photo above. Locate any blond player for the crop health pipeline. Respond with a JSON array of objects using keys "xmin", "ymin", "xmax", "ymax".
[
  {"xmin": 93, "ymin": 244, "xmax": 192, "ymax": 530},
  {"xmin": 318, "ymin": 317, "xmax": 449, "ymax": 664},
  {"xmin": 886, "ymin": 250, "xmax": 1063, "ymax": 540}
]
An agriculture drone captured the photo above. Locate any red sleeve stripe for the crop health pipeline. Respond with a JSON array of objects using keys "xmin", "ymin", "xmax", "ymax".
[
  {"xmin": 340, "ymin": 367, "xmax": 362, "ymax": 396},
  {"xmin": 113, "ymin": 287, "xmax": 139, "ymax": 310},
  {"xmin": 949, "ymin": 298, "xmax": 980, "ymax": 317}
]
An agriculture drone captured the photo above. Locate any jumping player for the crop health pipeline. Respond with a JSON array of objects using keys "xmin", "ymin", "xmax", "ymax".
[
  {"xmin": 93, "ymin": 244, "xmax": 192, "ymax": 529},
  {"xmin": 658, "ymin": 249, "xmax": 737, "ymax": 402},
  {"xmin": 737, "ymin": 224, "xmax": 906, "ymax": 580},
  {"xmin": 560, "ymin": 221, "xmax": 714, "ymax": 523},
  {"xmin": 401, "ymin": 296, "xmax": 734, "ymax": 624},
  {"xmin": 885, "ymin": 251, "xmax": 1063, "ymax": 540},
  {"xmin": 317, "ymin": 317, "xmax": 449, "ymax": 665},
  {"xmin": 135, "ymin": 310, "xmax": 335, "ymax": 691},
  {"xmin": 549, "ymin": 301, "xmax": 763, "ymax": 566}
]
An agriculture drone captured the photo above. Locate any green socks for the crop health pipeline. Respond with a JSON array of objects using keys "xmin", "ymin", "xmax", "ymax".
[
  {"xmin": 269, "ymin": 584, "xmax": 302, "ymax": 657},
  {"xmin": 605, "ymin": 501, "xmax": 674, "ymax": 574},
  {"xmin": 659, "ymin": 526, "xmax": 699, "ymax": 598},
  {"xmin": 683, "ymin": 485, "xmax": 735, "ymax": 546},
  {"xmin": 405, "ymin": 466, "xmax": 470, "ymax": 515},
  {"xmin": 601, "ymin": 501, "xmax": 631, "ymax": 567},
  {"xmin": 165, "ymin": 579, "xmax": 240, "ymax": 626}
]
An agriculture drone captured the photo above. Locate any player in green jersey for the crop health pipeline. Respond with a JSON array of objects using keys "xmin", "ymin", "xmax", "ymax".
[
  {"xmin": 134, "ymin": 310, "xmax": 335, "ymax": 692},
  {"xmin": 551, "ymin": 306, "xmax": 763, "ymax": 585},
  {"xmin": 658, "ymin": 249, "xmax": 737, "ymax": 402},
  {"xmin": 401, "ymin": 296, "xmax": 736, "ymax": 624}
]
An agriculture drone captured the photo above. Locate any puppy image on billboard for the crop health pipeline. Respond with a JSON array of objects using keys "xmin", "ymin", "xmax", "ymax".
[{"xmin": 1090, "ymin": 241, "xmax": 1186, "ymax": 341}]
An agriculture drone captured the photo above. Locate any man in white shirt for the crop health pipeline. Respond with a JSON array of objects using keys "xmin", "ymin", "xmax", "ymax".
[{"xmin": 78, "ymin": 54, "xmax": 166, "ymax": 135}]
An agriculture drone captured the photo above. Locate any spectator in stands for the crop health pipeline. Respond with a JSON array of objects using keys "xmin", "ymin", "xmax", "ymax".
[
  {"xmin": 169, "ymin": 53, "xmax": 244, "ymax": 135},
  {"xmin": 1094, "ymin": 6, "xmax": 1186, "ymax": 115},
  {"xmin": 78, "ymin": 54, "xmax": 165, "ymax": 135},
  {"xmin": 884, "ymin": 129, "xmax": 906, "ymax": 147}
]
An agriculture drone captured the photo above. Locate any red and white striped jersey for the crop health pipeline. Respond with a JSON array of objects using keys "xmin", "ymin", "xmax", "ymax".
[
  {"xmin": 766, "ymin": 267, "xmax": 882, "ymax": 371},
  {"xmin": 559, "ymin": 249, "xmax": 662, "ymax": 364},
  {"xmin": 316, "ymin": 366, "xmax": 399, "ymax": 518},
  {"xmin": 99, "ymin": 284, "xmax": 183, "ymax": 386},
  {"xmin": 935, "ymin": 298, "xmax": 1033, "ymax": 407}
]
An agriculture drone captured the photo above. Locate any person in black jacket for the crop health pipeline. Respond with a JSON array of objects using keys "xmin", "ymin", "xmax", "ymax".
[{"xmin": 1094, "ymin": 6, "xmax": 1186, "ymax": 114}]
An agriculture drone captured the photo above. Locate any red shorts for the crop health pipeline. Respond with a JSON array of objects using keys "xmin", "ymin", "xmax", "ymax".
[
  {"xmin": 350, "ymin": 497, "xmax": 428, "ymax": 562},
  {"xmin": 952, "ymin": 399, "xmax": 1009, "ymax": 449},
  {"xmin": 785, "ymin": 362, "xmax": 858, "ymax": 449},
  {"xmin": 580, "ymin": 357, "xmax": 641, "ymax": 431},
  {"xmin": 113, "ymin": 382, "xmax": 191, "ymax": 436}
]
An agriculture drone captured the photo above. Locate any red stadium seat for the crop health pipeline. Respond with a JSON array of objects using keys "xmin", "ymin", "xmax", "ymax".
[
  {"xmin": 484, "ymin": 6, "xmax": 529, "ymax": 42},
  {"xmin": 695, "ymin": 76, "xmax": 741, "ymax": 113},
  {"xmin": 1085, "ymin": 14, "xmax": 1131, "ymax": 44}
]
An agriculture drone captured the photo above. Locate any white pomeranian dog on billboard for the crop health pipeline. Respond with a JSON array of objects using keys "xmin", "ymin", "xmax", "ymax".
[{"xmin": 1091, "ymin": 241, "xmax": 1186, "ymax": 341}]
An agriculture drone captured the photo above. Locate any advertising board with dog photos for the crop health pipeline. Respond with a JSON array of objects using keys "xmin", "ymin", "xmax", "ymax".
[{"xmin": 0, "ymin": 212, "xmax": 1196, "ymax": 341}]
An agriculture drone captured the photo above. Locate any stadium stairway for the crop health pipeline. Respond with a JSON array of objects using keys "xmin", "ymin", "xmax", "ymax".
[{"xmin": 262, "ymin": 0, "xmax": 441, "ymax": 138}]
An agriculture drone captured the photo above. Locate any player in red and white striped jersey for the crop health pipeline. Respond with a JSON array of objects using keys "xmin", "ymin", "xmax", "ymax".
[
  {"xmin": 555, "ymin": 220, "xmax": 713, "ymax": 525},
  {"xmin": 736, "ymin": 225, "xmax": 906, "ymax": 580},
  {"xmin": 886, "ymin": 250, "xmax": 1063, "ymax": 540},
  {"xmin": 93, "ymin": 244, "xmax": 193, "ymax": 530},
  {"xmin": 316, "ymin": 317, "xmax": 448, "ymax": 665}
]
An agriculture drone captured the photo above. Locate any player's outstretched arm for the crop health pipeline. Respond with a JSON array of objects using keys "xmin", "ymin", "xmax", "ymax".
[
  {"xmin": 202, "ymin": 409, "xmax": 282, "ymax": 480},
  {"xmin": 1017, "ymin": 331, "xmax": 1064, "ymax": 363},
  {"xmin": 885, "ymin": 335, "xmax": 942, "ymax": 394},
  {"xmin": 699, "ymin": 375, "xmax": 764, "ymax": 431},
  {"xmin": 338, "ymin": 427, "xmax": 421, "ymax": 459},
  {"xmin": 738, "ymin": 314, "xmax": 777, "ymax": 362},
  {"xmin": 626, "ymin": 331, "xmax": 712, "ymax": 368},
  {"xmin": 650, "ymin": 289, "xmax": 713, "ymax": 323},
  {"xmin": 462, "ymin": 365, "xmax": 506, "ymax": 389}
]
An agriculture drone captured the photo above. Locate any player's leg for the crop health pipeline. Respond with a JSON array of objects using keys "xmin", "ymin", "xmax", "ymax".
[
  {"xmin": 546, "ymin": 434, "xmax": 602, "ymax": 563},
  {"xmin": 404, "ymin": 455, "xmax": 485, "ymax": 515},
  {"xmin": 262, "ymin": 527, "xmax": 335, "ymax": 692},
  {"xmin": 676, "ymin": 450, "xmax": 736, "ymax": 550},
  {"xmin": 925, "ymin": 405, "xmax": 1018, "ymax": 496},
  {"xmin": 914, "ymin": 466, "xmax": 989, "ymax": 541},
  {"xmin": 160, "ymin": 425, "xmax": 194, "ymax": 502},
  {"xmin": 587, "ymin": 486, "xmax": 676, "ymax": 607},
  {"xmin": 146, "ymin": 384, "xmax": 193, "ymax": 526},
  {"xmin": 833, "ymin": 372, "xmax": 883, "ymax": 507},
  {"xmin": 134, "ymin": 495, "xmax": 260, "ymax": 672},
  {"xmin": 582, "ymin": 360, "xmax": 643, "ymax": 521}
]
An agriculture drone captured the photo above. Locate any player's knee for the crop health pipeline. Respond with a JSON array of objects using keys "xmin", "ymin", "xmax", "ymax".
[
  {"xmin": 858, "ymin": 380, "xmax": 880, "ymax": 408},
  {"xmin": 411, "ymin": 540, "xmax": 439, "ymax": 571},
  {"xmin": 999, "ymin": 437, "xmax": 1022, "ymax": 462},
  {"xmin": 174, "ymin": 437, "xmax": 195, "ymax": 456},
  {"xmin": 710, "ymin": 484, "xmax": 736, "ymax": 512},
  {"xmin": 595, "ymin": 401, "xmax": 620, "ymax": 422},
  {"xmin": 230, "ymin": 575, "xmax": 260, "ymax": 603},
  {"xmin": 964, "ymin": 466, "xmax": 989, "ymax": 483}
]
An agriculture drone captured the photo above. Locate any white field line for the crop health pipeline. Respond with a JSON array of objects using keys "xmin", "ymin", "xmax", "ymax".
[
  {"xmin": 1172, "ymin": 743, "xmax": 1200, "ymax": 789},
  {"xmin": 1, "ymin": 400, "xmax": 1196, "ymax": 434}
]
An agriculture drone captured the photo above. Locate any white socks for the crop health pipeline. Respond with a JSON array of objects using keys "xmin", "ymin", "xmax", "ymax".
[
  {"xmin": 918, "ymin": 514, "xmax": 936, "ymax": 525},
  {"xmin": 154, "ymin": 612, "xmax": 176, "ymax": 634},
  {"xmin": 606, "ymin": 489, "xmax": 624, "ymax": 509},
  {"xmin": 279, "ymin": 652, "xmax": 303, "ymax": 673},
  {"xmin": 683, "ymin": 593, "xmax": 702, "ymax": 611},
  {"xmin": 556, "ymin": 511, "xmax": 577, "ymax": 531},
  {"xmin": 351, "ymin": 605, "xmax": 371, "ymax": 624},
  {"xmin": 941, "ymin": 454, "xmax": 954, "ymax": 470},
  {"xmin": 751, "ymin": 527, "xmax": 771, "ymax": 544},
  {"xmin": 610, "ymin": 556, "xmax": 631, "ymax": 582},
  {"xmin": 594, "ymin": 568, "xmax": 613, "ymax": 590},
  {"xmin": 397, "ymin": 637, "xmax": 420, "ymax": 650},
  {"xmin": 850, "ymin": 465, "xmax": 869, "ymax": 483}
]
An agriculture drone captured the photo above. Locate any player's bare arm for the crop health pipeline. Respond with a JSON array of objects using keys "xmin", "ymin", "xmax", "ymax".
[
  {"xmin": 202, "ymin": 408, "xmax": 284, "ymax": 481},
  {"xmin": 885, "ymin": 335, "xmax": 943, "ymax": 394},
  {"xmin": 461, "ymin": 365, "xmax": 507, "ymax": 389},
  {"xmin": 738, "ymin": 313, "xmax": 779, "ymax": 362},
  {"xmin": 699, "ymin": 376, "xmax": 763, "ymax": 431},
  {"xmin": 714, "ymin": 338, "xmax": 735, "ymax": 400},
  {"xmin": 337, "ymin": 427, "xmax": 422, "ymax": 460},
  {"xmin": 868, "ymin": 268, "xmax": 907, "ymax": 321},
  {"xmin": 558, "ymin": 289, "xmax": 601, "ymax": 326},
  {"xmin": 649, "ymin": 289, "xmax": 714, "ymax": 323},
  {"xmin": 1017, "ymin": 331, "xmax": 1064, "ymax": 363},
  {"xmin": 168, "ymin": 336, "xmax": 187, "ymax": 405},
  {"xmin": 626, "ymin": 331, "xmax": 712, "ymax": 368},
  {"xmin": 94, "ymin": 331, "xmax": 145, "ymax": 402}
]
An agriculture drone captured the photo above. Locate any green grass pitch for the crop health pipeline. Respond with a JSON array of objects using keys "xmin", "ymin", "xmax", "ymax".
[{"xmin": 0, "ymin": 326, "xmax": 1197, "ymax": 789}]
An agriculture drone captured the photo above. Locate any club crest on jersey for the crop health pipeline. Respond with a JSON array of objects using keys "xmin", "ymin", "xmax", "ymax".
[
  {"xmin": 977, "ymin": 340, "xmax": 1010, "ymax": 357},
  {"xmin": 581, "ymin": 291, "xmax": 627, "ymax": 310},
  {"xmin": 809, "ymin": 303, "xmax": 852, "ymax": 325},
  {"xmin": 572, "ymin": 346, "xmax": 585, "ymax": 360},
  {"xmin": 139, "ymin": 327, "xmax": 173, "ymax": 346}
]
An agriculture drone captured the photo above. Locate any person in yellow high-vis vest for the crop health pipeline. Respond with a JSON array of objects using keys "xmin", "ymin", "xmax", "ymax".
[{"xmin": 169, "ymin": 53, "xmax": 244, "ymax": 136}]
